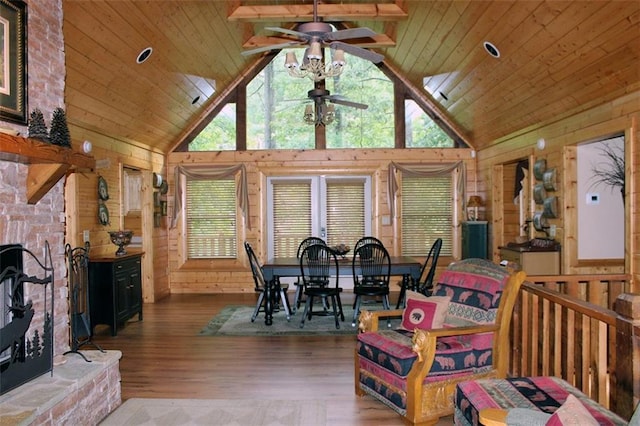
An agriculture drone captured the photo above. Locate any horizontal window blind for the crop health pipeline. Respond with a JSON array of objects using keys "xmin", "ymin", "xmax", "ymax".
[
  {"xmin": 401, "ymin": 175, "xmax": 452, "ymax": 257},
  {"xmin": 326, "ymin": 180, "xmax": 365, "ymax": 248},
  {"xmin": 272, "ymin": 180, "xmax": 312, "ymax": 258},
  {"xmin": 186, "ymin": 178, "xmax": 236, "ymax": 258}
]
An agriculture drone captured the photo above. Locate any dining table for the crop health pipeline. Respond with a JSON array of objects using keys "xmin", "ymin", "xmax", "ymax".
[{"xmin": 260, "ymin": 255, "xmax": 421, "ymax": 325}]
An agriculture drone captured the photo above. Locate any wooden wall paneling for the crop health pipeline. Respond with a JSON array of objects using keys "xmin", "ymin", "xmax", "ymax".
[
  {"xmin": 66, "ymin": 125, "xmax": 167, "ymax": 304},
  {"xmin": 563, "ymin": 146, "xmax": 578, "ymax": 273},
  {"xmin": 167, "ymin": 148, "xmax": 473, "ymax": 293},
  {"xmin": 626, "ymin": 120, "xmax": 638, "ymax": 290},
  {"xmin": 491, "ymin": 164, "xmax": 504, "ymax": 261},
  {"xmin": 478, "ymin": 91, "xmax": 639, "ymax": 279}
]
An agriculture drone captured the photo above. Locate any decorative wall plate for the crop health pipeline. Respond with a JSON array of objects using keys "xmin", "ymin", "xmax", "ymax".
[
  {"xmin": 98, "ymin": 176, "xmax": 109, "ymax": 200},
  {"xmin": 159, "ymin": 180, "xmax": 169, "ymax": 195},
  {"xmin": 98, "ymin": 202, "xmax": 110, "ymax": 225},
  {"xmin": 153, "ymin": 172, "xmax": 163, "ymax": 188},
  {"xmin": 543, "ymin": 168, "xmax": 557, "ymax": 191},
  {"xmin": 533, "ymin": 159, "xmax": 547, "ymax": 180},
  {"xmin": 533, "ymin": 212, "xmax": 548, "ymax": 231},
  {"xmin": 543, "ymin": 196, "xmax": 558, "ymax": 218},
  {"xmin": 533, "ymin": 183, "xmax": 546, "ymax": 205}
]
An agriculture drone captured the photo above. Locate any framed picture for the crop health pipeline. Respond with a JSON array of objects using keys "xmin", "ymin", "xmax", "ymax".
[{"xmin": 0, "ymin": 0, "xmax": 27, "ymax": 124}]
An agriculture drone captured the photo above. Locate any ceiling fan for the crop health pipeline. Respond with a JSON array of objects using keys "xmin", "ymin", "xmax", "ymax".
[
  {"xmin": 301, "ymin": 88, "xmax": 368, "ymax": 126},
  {"xmin": 306, "ymin": 88, "xmax": 368, "ymax": 110},
  {"xmin": 241, "ymin": 0, "xmax": 384, "ymax": 65}
]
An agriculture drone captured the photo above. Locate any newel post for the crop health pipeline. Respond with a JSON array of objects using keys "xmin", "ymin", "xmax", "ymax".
[{"xmin": 614, "ymin": 293, "xmax": 640, "ymax": 419}]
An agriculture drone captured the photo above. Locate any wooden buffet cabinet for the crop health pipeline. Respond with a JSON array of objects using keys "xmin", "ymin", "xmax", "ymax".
[
  {"xmin": 89, "ymin": 252, "xmax": 143, "ymax": 336},
  {"xmin": 499, "ymin": 246, "xmax": 560, "ymax": 275}
]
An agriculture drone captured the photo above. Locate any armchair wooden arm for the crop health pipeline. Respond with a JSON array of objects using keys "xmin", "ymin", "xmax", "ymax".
[{"xmin": 358, "ymin": 308, "xmax": 403, "ymax": 332}]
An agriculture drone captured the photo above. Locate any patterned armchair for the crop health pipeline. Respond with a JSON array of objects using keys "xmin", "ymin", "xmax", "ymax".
[{"xmin": 355, "ymin": 258, "xmax": 526, "ymax": 426}]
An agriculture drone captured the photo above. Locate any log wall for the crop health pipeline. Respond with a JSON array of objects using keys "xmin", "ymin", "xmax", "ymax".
[
  {"xmin": 166, "ymin": 148, "xmax": 475, "ymax": 293},
  {"xmin": 478, "ymin": 90, "xmax": 639, "ymax": 286}
]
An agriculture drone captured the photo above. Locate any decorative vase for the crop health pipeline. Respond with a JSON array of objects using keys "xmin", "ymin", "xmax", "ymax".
[{"xmin": 108, "ymin": 230, "xmax": 133, "ymax": 256}]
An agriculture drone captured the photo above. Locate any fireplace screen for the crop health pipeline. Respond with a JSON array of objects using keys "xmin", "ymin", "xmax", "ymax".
[{"xmin": 0, "ymin": 242, "xmax": 54, "ymax": 395}]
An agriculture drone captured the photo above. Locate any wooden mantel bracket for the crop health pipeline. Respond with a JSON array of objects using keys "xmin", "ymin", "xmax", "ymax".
[{"xmin": 0, "ymin": 133, "xmax": 95, "ymax": 204}]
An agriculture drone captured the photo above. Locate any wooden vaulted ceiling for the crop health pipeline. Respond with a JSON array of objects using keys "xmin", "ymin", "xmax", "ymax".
[{"xmin": 62, "ymin": 1, "xmax": 640, "ymax": 154}]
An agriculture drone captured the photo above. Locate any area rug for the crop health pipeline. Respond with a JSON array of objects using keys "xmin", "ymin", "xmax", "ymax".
[
  {"xmin": 198, "ymin": 304, "xmax": 400, "ymax": 336},
  {"xmin": 100, "ymin": 398, "xmax": 326, "ymax": 426}
]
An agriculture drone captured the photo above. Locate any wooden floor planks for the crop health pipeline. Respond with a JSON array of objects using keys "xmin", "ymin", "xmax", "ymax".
[{"xmin": 92, "ymin": 293, "xmax": 452, "ymax": 425}]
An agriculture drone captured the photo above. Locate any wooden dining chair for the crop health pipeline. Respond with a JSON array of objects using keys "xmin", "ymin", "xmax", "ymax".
[
  {"xmin": 244, "ymin": 241, "xmax": 291, "ymax": 322},
  {"xmin": 353, "ymin": 236, "xmax": 384, "ymax": 253},
  {"xmin": 352, "ymin": 242, "xmax": 392, "ymax": 326},
  {"xmin": 293, "ymin": 237, "xmax": 326, "ymax": 312},
  {"xmin": 298, "ymin": 243, "xmax": 344, "ymax": 329},
  {"xmin": 396, "ymin": 238, "xmax": 443, "ymax": 308}
]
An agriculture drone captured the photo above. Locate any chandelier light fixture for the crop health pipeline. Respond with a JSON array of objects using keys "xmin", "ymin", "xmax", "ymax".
[
  {"xmin": 285, "ymin": 42, "xmax": 346, "ymax": 82},
  {"xmin": 303, "ymin": 102, "xmax": 336, "ymax": 126}
]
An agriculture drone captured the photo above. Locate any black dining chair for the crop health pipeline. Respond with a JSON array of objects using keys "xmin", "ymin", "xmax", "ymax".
[
  {"xmin": 298, "ymin": 243, "xmax": 344, "ymax": 329},
  {"xmin": 292, "ymin": 237, "xmax": 327, "ymax": 312},
  {"xmin": 244, "ymin": 241, "xmax": 291, "ymax": 322},
  {"xmin": 352, "ymin": 242, "xmax": 391, "ymax": 326},
  {"xmin": 396, "ymin": 238, "xmax": 443, "ymax": 308},
  {"xmin": 353, "ymin": 236, "xmax": 384, "ymax": 253}
]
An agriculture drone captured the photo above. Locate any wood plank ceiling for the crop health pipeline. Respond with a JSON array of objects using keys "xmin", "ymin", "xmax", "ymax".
[{"xmin": 62, "ymin": 1, "xmax": 640, "ymax": 154}]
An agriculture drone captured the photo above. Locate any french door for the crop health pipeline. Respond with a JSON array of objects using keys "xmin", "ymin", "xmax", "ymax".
[{"xmin": 267, "ymin": 175, "xmax": 372, "ymax": 259}]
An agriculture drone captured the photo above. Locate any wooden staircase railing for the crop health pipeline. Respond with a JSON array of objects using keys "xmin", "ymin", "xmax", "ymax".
[{"xmin": 509, "ymin": 274, "xmax": 638, "ymax": 421}]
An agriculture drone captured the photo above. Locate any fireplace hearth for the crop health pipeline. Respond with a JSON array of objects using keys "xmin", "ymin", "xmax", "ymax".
[{"xmin": 0, "ymin": 242, "xmax": 54, "ymax": 395}]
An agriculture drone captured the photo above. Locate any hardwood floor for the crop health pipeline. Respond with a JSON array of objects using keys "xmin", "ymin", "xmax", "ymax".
[{"xmin": 92, "ymin": 293, "xmax": 453, "ymax": 425}]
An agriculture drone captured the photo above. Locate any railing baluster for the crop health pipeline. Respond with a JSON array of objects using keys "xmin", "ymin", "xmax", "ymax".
[{"xmin": 510, "ymin": 274, "xmax": 634, "ymax": 420}]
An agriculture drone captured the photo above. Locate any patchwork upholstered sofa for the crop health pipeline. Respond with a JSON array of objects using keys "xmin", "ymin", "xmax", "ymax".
[
  {"xmin": 355, "ymin": 258, "xmax": 526, "ymax": 425},
  {"xmin": 455, "ymin": 376, "xmax": 630, "ymax": 426}
]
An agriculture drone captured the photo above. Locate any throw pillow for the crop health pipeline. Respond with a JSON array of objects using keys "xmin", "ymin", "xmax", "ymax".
[
  {"xmin": 401, "ymin": 294, "xmax": 450, "ymax": 331},
  {"xmin": 545, "ymin": 394, "xmax": 598, "ymax": 426}
]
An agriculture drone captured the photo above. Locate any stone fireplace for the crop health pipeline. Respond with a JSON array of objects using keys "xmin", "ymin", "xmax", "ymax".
[{"xmin": 0, "ymin": 1, "xmax": 122, "ymax": 422}]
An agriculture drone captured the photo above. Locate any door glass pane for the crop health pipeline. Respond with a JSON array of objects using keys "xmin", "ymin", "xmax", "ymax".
[
  {"xmin": 325, "ymin": 179, "xmax": 365, "ymax": 248},
  {"xmin": 271, "ymin": 180, "xmax": 312, "ymax": 257}
]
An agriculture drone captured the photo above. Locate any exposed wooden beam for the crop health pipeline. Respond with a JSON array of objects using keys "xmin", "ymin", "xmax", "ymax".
[{"xmin": 228, "ymin": 3, "xmax": 408, "ymax": 22}]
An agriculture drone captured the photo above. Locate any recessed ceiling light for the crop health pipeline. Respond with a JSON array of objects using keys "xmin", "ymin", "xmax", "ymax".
[
  {"xmin": 136, "ymin": 47, "xmax": 153, "ymax": 64},
  {"xmin": 483, "ymin": 41, "xmax": 500, "ymax": 58}
]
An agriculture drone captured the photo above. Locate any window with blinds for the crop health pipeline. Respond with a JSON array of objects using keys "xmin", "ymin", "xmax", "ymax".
[
  {"xmin": 271, "ymin": 180, "xmax": 312, "ymax": 258},
  {"xmin": 401, "ymin": 175, "xmax": 453, "ymax": 257},
  {"xmin": 325, "ymin": 180, "xmax": 365, "ymax": 247},
  {"xmin": 186, "ymin": 178, "xmax": 237, "ymax": 258}
]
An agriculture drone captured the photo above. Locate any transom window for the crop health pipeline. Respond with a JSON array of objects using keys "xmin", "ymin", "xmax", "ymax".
[{"xmin": 188, "ymin": 50, "xmax": 456, "ymax": 151}]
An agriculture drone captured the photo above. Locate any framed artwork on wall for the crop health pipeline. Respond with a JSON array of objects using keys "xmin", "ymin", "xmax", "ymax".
[{"xmin": 0, "ymin": 0, "xmax": 27, "ymax": 124}]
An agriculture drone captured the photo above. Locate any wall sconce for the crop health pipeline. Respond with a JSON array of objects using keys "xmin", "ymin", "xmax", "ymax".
[
  {"xmin": 467, "ymin": 195, "xmax": 484, "ymax": 221},
  {"xmin": 536, "ymin": 138, "xmax": 546, "ymax": 150}
]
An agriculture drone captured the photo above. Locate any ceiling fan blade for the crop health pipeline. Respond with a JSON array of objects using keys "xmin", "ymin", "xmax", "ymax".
[
  {"xmin": 241, "ymin": 41, "xmax": 301, "ymax": 56},
  {"xmin": 324, "ymin": 27, "xmax": 377, "ymax": 42},
  {"xmin": 330, "ymin": 41, "xmax": 384, "ymax": 63},
  {"xmin": 327, "ymin": 97, "xmax": 369, "ymax": 110},
  {"xmin": 265, "ymin": 26, "xmax": 311, "ymax": 41}
]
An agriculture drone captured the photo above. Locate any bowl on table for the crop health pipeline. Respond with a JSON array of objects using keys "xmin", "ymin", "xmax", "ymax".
[
  {"xmin": 330, "ymin": 244, "xmax": 350, "ymax": 259},
  {"xmin": 108, "ymin": 230, "xmax": 134, "ymax": 256}
]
